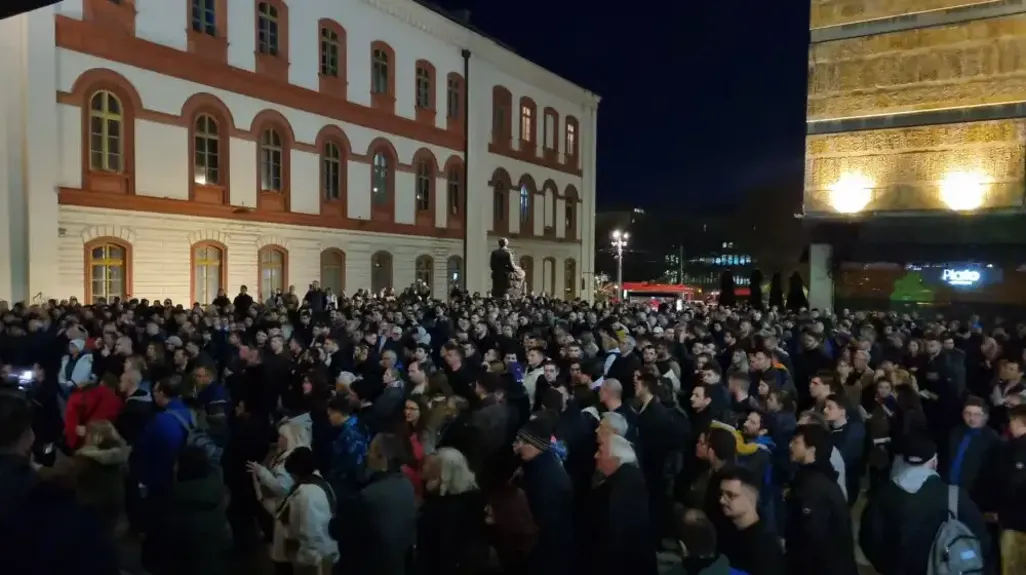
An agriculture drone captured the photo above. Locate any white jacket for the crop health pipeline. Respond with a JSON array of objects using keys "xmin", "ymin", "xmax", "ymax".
[
  {"xmin": 253, "ymin": 416, "xmax": 312, "ymax": 515},
  {"xmin": 58, "ymin": 353, "xmax": 94, "ymax": 395},
  {"xmin": 274, "ymin": 480, "xmax": 339, "ymax": 566}
]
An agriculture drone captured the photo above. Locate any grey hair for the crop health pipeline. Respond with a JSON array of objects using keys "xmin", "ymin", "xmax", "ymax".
[
  {"xmin": 601, "ymin": 412, "xmax": 629, "ymax": 437},
  {"xmin": 435, "ymin": 447, "xmax": 478, "ymax": 495},
  {"xmin": 606, "ymin": 434, "xmax": 637, "ymax": 465},
  {"xmin": 602, "ymin": 378, "xmax": 623, "ymax": 398}
]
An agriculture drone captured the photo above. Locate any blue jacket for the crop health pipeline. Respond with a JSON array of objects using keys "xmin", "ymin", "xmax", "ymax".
[{"xmin": 130, "ymin": 399, "xmax": 190, "ymax": 495}]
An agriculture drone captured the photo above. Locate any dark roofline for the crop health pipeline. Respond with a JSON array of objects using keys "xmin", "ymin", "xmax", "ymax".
[{"xmin": 411, "ymin": 0, "xmax": 598, "ymax": 96}]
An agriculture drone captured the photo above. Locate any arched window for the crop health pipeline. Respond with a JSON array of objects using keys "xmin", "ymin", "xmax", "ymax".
[
  {"xmin": 259, "ymin": 129, "xmax": 283, "ymax": 192},
  {"xmin": 519, "ymin": 184, "xmax": 531, "ymax": 226},
  {"xmin": 88, "ymin": 90, "xmax": 124, "ymax": 173},
  {"xmin": 493, "ymin": 183, "xmax": 507, "ymax": 231},
  {"xmin": 372, "ymin": 48, "xmax": 389, "ymax": 95},
  {"xmin": 320, "ymin": 249, "xmax": 345, "ymax": 295},
  {"xmin": 258, "ymin": 246, "xmax": 286, "ymax": 300},
  {"xmin": 447, "ymin": 166, "xmax": 462, "ymax": 217},
  {"xmin": 85, "ymin": 239, "xmax": 130, "ymax": 303},
  {"xmin": 415, "ymin": 255, "xmax": 434, "ymax": 292},
  {"xmin": 415, "ymin": 161, "xmax": 431, "ymax": 212},
  {"xmin": 256, "ymin": 2, "xmax": 279, "ymax": 55},
  {"xmin": 372, "ymin": 152, "xmax": 390, "ymax": 206},
  {"xmin": 565, "ymin": 186, "xmax": 579, "ymax": 240},
  {"xmin": 543, "ymin": 257, "xmax": 556, "ymax": 296},
  {"xmin": 371, "ymin": 251, "xmax": 393, "ymax": 293},
  {"xmin": 520, "ymin": 256, "xmax": 534, "ymax": 294},
  {"xmin": 447, "ymin": 256, "xmax": 464, "ymax": 293},
  {"xmin": 192, "ymin": 242, "xmax": 224, "ymax": 304},
  {"xmin": 322, "ymin": 142, "xmax": 342, "ymax": 200},
  {"xmin": 564, "ymin": 259, "xmax": 577, "ymax": 299},
  {"xmin": 320, "ymin": 26, "xmax": 341, "ymax": 77},
  {"xmin": 193, "ymin": 114, "xmax": 220, "ymax": 185}
]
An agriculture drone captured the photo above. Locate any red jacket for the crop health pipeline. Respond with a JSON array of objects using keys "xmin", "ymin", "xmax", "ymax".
[{"xmin": 64, "ymin": 384, "xmax": 123, "ymax": 450}]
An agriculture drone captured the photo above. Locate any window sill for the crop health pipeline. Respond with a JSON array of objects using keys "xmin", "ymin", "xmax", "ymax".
[
  {"xmin": 446, "ymin": 213, "xmax": 463, "ymax": 230},
  {"xmin": 370, "ymin": 92, "xmax": 396, "ymax": 114},
  {"xmin": 415, "ymin": 107, "xmax": 436, "ymax": 126},
  {"xmin": 446, "ymin": 115, "xmax": 463, "ymax": 133},
  {"xmin": 519, "ymin": 139, "xmax": 536, "ymax": 155},
  {"xmin": 86, "ymin": 171, "xmax": 132, "ymax": 195},
  {"xmin": 187, "ymin": 30, "xmax": 228, "ymax": 63},
  {"xmin": 318, "ymin": 73, "xmax": 347, "ymax": 99},
  {"xmin": 320, "ymin": 198, "xmax": 346, "ymax": 217},
  {"xmin": 193, "ymin": 183, "xmax": 227, "ymax": 204},
  {"xmin": 255, "ymin": 52, "xmax": 289, "ymax": 82},
  {"xmin": 84, "ymin": 0, "xmax": 136, "ymax": 35},
  {"xmin": 258, "ymin": 190, "xmax": 288, "ymax": 212},
  {"xmin": 415, "ymin": 210, "xmax": 433, "ymax": 228},
  {"xmin": 371, "ymin": 204, "xmax": 393, "ymax": 221}
]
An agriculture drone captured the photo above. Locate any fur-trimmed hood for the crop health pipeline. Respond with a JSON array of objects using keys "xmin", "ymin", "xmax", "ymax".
[{"xmin": 76, "ymin": 444, "xmax": 131, "ymax": 466}]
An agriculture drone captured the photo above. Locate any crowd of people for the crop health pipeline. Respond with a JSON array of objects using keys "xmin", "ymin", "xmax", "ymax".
[{"xmin": 0, "ymin": 278, "xmax": 1024, "ymax": 575}]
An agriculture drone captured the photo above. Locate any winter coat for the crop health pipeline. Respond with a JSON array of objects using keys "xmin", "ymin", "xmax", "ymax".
[
  {"xmin": 165, "ymin": 470, "xmax": 233, "ymax": 575},
  {"xmin": 276, "ymin": 476, "xmax": 339, "ymax": 568},
  {"xmin": 64, "ymin": 384, "xmax": 123, "ymax": 450}
]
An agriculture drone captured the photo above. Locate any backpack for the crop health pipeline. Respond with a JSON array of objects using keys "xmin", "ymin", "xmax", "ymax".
[
  {"xmin": 926, "ymin": 485, "xmax": 984, "ymax": 575},
  {"xmin": 167, "ymin": 409, "xmax": 223, "ymax": 465}
]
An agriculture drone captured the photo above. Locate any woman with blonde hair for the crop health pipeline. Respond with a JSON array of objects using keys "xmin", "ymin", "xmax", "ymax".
[
  {"xmin": 248, "ymin": 417, "xmax": 312, "ymax": 572},
  {"xmin": 51, "ymin": 420, "xmax": 131, "ymax": 536},
  {"xmin": 416, "ymin": 448, "xmax": 490, "ymax": 574}
]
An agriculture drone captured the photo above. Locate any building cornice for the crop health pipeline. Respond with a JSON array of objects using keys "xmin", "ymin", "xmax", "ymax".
[{"xmin": 361, "ymin": 0, "xmax": 601, "ymax": 109}]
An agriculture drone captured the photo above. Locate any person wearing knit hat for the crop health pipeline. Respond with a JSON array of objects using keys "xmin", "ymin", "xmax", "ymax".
[{"xmin": 515, "ymin": 415, "xmax": 553, "ymax": 456}]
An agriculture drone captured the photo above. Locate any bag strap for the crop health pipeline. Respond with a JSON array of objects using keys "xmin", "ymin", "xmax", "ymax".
[
  {"xmin": 948, "ymin": 484, "xmax": 959, "ymax": 520},
  {"xmin": 167, "ymin": 409, "xmax": 194, "ymax": 434}
]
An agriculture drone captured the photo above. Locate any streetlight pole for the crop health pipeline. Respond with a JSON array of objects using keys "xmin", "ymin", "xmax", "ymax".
[{"xmin": 611, "ymin": 229, "xmax": 629, "ymax": 300}]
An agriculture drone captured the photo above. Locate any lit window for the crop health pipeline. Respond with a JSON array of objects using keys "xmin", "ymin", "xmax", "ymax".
[
  {"xmin": 258, "ymin": 247, "xmax": 284, "ymax": 300},
  {"xmin": 519, "ymin": 185, "xmax": 530, "ymax": 223},
  {"xmin": 520, "ymin": 105, "xmax": 533, "ymax": 142},
  {"xmin": 371, "ymin": 152, "xmax": 389, "ymax": 205},
  {"xmin": 193, "ymin": 244, "xmax": 223, "ymax": 303},
  {"xmin": 259, "ymin": 129, "xmax": 283, "ymax": 191},
  {"xmin": 88, "ymin": 243, "xmax": 127, "ymax": 303},
  {"xmin": 193, "ymin": 114, "xmax": 219, "ymax": 185},
  {"xmin": 565, "ymin": 122, "xmax": 576, "ymax": 156},
  {"xmin": 322, "ymin": 142, "xmax": 341, "ymax": 200},
  {"xmin": 88, "ymin": 91, "xmax": 123, "ymax": 173},
  {"xmin": 415, "ymin": 161, "xmax": 431, "ymax": 212}
]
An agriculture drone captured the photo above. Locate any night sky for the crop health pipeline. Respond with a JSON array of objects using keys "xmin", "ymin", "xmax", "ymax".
[{"xmin": 435, "ymin": 0, "xmax": 811, "ymax": 210}]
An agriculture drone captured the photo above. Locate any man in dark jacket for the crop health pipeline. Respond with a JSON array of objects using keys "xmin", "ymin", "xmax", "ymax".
[
  {"xmin": 983, "ymin": 403, "xmax": 1026, "ymax": 572},
  {"xmin": 590, "ymin": 434, "xmax": 657, "ymax": 575},
  {"xmin": 941, "ymin": 395, "xmax": 1001, "ymax": 508},
  {"xmin": 514, "ymin": 416, "xmax": 575, "ymax": 575},
  {"xmin": 785, "ymin": 424, "xmax": 859, "ymax": 575},
  {"xmin": 634, "ymin": 371, "xmax": 673, "ymax": 539},
  {"xmin": 859, "ymin": 433, "xmax": 990, "ymax": 575},
  {"xmin": 0, "ymin": 390, "xmax": 121, "ymax": 575}
]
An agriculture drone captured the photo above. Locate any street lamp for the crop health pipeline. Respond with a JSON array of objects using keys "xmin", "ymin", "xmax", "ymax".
[{"xmin": 611, "ymin": 229, "xmax": 629, "ymax": 300}]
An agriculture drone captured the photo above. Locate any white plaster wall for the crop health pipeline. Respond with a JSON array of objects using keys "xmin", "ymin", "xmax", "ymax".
[
  {"xmin": 58, "ymin": 206, "xmax": 463, "ymax": 303},
  {"xmin": 55, "ymin": 51, "xmax": 463, "ymax": 222}
]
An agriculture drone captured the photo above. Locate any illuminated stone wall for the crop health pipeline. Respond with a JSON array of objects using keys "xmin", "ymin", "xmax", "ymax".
[
  {"xmin": 808, "ymin": 14, "xmax": 1026, "ymax": 120},
  {"xmin": 805, "ymin": 120, "xmax": 1026, "ymax": 213},
  {"xmin": 811, "ymin": 0, "xmax": 997, "ymax": 30}
]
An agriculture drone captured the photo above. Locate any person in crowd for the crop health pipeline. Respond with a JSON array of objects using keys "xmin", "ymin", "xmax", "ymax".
[
  {"xmin": 860, "ymin": 433, "xmax": 989, "ymax": 575},
  {"xmin": 590, "ymin": 434, "xmax": 658, "ymax": 575},
  {"xmin": 513, "ymin": 415, "xmax": 575, "ymax": 575},
  {"xmin": 357, "ymin": 432, "xmax": 417, "ymax": 575},
  {"xmin": 278, "ymin": 446, "xmax": 338, "ymax": 575},
  {"xmin": 661, "ymin": 508, "xmax": 731, "ymax": 575},
  {"xmin": 785, "ymin": 423, "xmax": 859, "ymax": 574},
  {"xmin": 715, "ymin": 465, "xmax": 786, "ymax": 575},
  {"xmin": 3, "ymin": 279, "xmax": 1025, "ymax": 574},
  {"xmin": 984, "ymin": 403, "xmax": 1026, "ymax": 574},
  {"xmin": 164, "ymin": 445, "xmax": 233, "ymax": 575},
  {"xmin": 0, "ymin": 389, "xmax": 121, "ymax": 575},
  {"xmin": 416, "ymin": 448, "xmax": 490, "ymax": 574}
]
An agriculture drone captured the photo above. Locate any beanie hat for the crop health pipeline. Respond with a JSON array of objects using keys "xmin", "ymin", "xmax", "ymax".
[{"xmin": 517, "ymin": 415, "xmax": 553, "ymax": 452}]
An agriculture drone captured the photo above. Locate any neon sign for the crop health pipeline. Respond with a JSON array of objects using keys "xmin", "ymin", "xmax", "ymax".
[{"xmin": 942, "ymin": 269, "xmax": 981, "ymax": 286}]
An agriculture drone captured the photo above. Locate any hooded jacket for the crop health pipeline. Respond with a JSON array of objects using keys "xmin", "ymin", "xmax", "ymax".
[
  {"xmin": 784, "ymin": 459, "xmax": 859, "ymax": 575},
  {"xmin": 859, "ymin": 461, "xmax": 989, "ymax": 575}
]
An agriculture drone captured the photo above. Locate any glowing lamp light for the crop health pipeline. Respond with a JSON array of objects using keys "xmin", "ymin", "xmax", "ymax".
[
  {"xmin": 939, "ymin": 171, "xmax": 988, "ymax": 211},
  {"xmin": 828, "ymin": 173, "xmax": 873, "ymax": 214}
]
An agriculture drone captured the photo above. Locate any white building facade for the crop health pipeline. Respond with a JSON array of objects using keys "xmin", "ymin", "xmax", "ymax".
[{"xmin": 0, "ymin": 0, "xmax": 598, "ymax": 304}]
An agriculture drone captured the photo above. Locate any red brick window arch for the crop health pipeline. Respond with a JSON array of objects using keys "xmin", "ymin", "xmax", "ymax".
[
  {"xmin": 72, "ymin": 69, "xmax": 142, "ymax": 195},
  {"xmin": 543, "ymin": 107, "xmax": 559, "ymax": 159},
  {"xmin": 316, "ymin": 125, "xmax": 350, "ymax": 217},
  {"xmin": 320, "ymin": 248, "xmax": 346, "ymax": 295},
  {"xmin": 519, "ymin": 97, "xmax": 537, "ymax": 152},
  {"xmin": 191, "ymin": 241, "xmax": 227, "ymax": 304},
  {"xmin": 564, "ymin": 185, "xmax": 580, "ymax": 240},
  {"xmin": 255, "ymin": 0, "xmax": 289, "ymax": 82},
  {"xmin": 490, "ymin": 168, "xmax": 512, "ymax": 234},
  {"xmin": 491, "ymin": 86, "xmax": 512, "ymax": 147},
  {"xmin": 565, "ymin": 116, "xmax": 580, "ymax": 166},
  {"xmin": 183, "ymin": 93, "xmax": 233, "ymax": 205},
  {"xmin": 414, "ymin": 59, "xmax": 436, "ymax": 125},
  {"xmin": 444, "ymin": 155, "xmax": 464, "ymax": 229},
  {"xmin": 517, "ymin": 175, "xmax": 536, "ymax": 236},
  {"xmin": 251, "ymin": 110, "xmax": 293, "ymax": 212},
  {"xmin": 412, "ymin": 148, "xmax": 438, "ymax": 227},
  {"xmin": 318, "ymin": 19, "xmax": 346, "ymax": 96},
  {"xmin": 368, "ymin": 138, "xmax": 397, "ymax": 222},
  {"xmin": 188, "ymin": 0, "xmax": 228, "ymax": 62},
  {"xmin": 370, "ymin": 41, "xmax": 396, "ymax": 113},
  {"xmin": 258, "ymin": 245, "xmax": 288, "ymax": 301},
  {"xmin": 84, "ymin": 237, "xmax": 132, "ymax": 303}
]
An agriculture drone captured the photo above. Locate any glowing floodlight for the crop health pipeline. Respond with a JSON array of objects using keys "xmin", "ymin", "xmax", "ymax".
[
  {"xmin": 828, "ymin": 173, "xmax": 873, "ymax": 214},
  {"xmin": 939, "ymin": 171, "xmax": 988, "ymax": 211}
]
